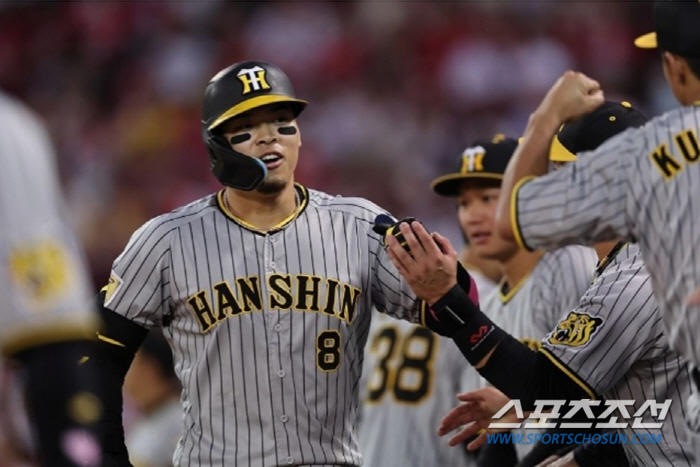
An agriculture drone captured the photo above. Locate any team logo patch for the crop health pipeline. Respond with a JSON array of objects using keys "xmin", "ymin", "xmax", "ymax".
[
  {"xmin": 460, "ymin": 145, "xmax": 486, "ymax": 173},
  {"xmin": 101, "ymin": 272, "xmax": 123, "ymax": 307},
  {"xmin": 548, "ymin": 312, "xmax": 603, "ymax": 347},
  {"xmin": 236, "ymin": 66, "xmax": 271, "ymax": 95},
  {"xmin": 9, "ymin": 240, "xmax": 72, "ymax": 310}
]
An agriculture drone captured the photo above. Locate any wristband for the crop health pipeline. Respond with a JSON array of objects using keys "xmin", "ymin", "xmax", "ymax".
[{"xmin": 430, "ymin": 284, "xmax": 506, "ymax": 365}]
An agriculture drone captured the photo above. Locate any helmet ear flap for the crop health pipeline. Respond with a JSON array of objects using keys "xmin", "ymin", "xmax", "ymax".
[{"xmin": 205, "ymin": 133, "xmax": 267, "ymax": 191}]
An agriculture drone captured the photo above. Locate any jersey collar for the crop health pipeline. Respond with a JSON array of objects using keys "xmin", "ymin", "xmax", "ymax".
[
  {"xmin": 217, "ymin": 183, "xmax": 309, "ymax": 235},
  {"xmin": 498, "ymin": 272, "xmax": 531, "ymax": 304}
]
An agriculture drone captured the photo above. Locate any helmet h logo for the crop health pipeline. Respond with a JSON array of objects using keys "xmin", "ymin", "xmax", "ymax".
[
  {"xmin": 461, "ymin": 146, "xmax": 486, "ymax": 173},
  {"xmin": 237, "ymin": 66, "xmax": 271, "ymax": 95}
]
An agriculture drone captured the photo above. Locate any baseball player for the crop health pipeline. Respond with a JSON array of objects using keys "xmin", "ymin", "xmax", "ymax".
[
  {"xmin": 494, "ymin": 0, "xmax": 700, "ymax": 448},
  {"xmin": 0, "ymin": 90, "xmax": 103, "ymax": 466},
  {"xmin": 427, "ymin": 135, "xmax": 599, "ymax": 464},
  {"xmin": 92, "ymin": 61, "xmax": 434, "ymax": 466},
  {"xmin": 430, "ymin": 102, "xmax": 696, "ymax": 467},
  {"xmin": 359, "ymin": 313, "xmax": 485, "ymax": 467},
  {"xmin": 358, "ymin": 157, "xmax": 501, "ymax": 467}
]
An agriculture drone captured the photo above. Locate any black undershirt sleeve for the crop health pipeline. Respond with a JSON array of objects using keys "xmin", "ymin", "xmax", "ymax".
[
  {"xmin": 87, "ymin": 292, "xmax": 148, "ymax": 466},
  {"xmin": 476, "ymin": 333, "xmax": 596, "ymax": 407},
  {"xmin": 434, "ymin": 286, "xmax": 625, "ymax": 466},
  {"xmin": 430, "ymin": 283, "xmax": 595, "ymax": 404}
]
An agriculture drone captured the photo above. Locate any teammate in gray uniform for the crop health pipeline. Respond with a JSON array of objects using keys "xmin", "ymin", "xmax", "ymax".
[
  {"xmin": 359, "ymin": 312, "xmax": 486, "ymax": 467},
  {"xmin": 92, "ymin": 61, "xmax": 436, "ymax": 467},
  {"xmin": 429, "ymin": 135, "xmax": 598, "ymax": 465},
  {"xmin": 358, "ymin": 142, "xmax": 503, "ymax": 467},
  {"xmin": 0, "ymin": 91, "xmax": 103, "ymax": 466},
  {"xmin": 434, "ymin": 103, "xmax": 696, "ymax": 467},
  {"xmin": 493, "ymin": 0, "xmax": 700, "ymax": 447}
]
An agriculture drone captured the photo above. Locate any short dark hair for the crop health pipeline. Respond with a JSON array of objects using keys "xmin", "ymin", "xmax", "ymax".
[{"xmin": 663, "ymin": 49, "xmax": 700, "ymax": 81}]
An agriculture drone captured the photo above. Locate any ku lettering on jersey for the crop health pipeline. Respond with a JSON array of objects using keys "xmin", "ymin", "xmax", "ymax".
[
  {"xmin": 512, "ymin": 6, "xmax": 700, "ymax": 438},
  {"xmin": 511, "ymin": 107, "xmax": 700, "ymax": 434}
]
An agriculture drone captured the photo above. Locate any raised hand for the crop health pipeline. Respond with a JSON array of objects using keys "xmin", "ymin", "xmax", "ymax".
[{"xmin": 537, "ymin": 71, "xmax": 605, "ymax": 125}]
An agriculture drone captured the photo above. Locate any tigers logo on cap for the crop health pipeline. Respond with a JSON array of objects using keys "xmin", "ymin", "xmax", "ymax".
[
  {"xmin": 430, "ymin": 134, "xmax": 519, "ymax": 197},
  {"xmin": 236, "ymin": 66, "xmax": 272, "ymax": 95},
  {"xmin": 460, "ymin": 146, "xmax": 486, "ymax": 173}
]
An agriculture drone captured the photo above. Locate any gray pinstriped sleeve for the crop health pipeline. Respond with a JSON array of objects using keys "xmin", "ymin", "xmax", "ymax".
[
  {"xmin": 103, "ymin": 215, "xmax": 173, "ymax": 328},
  {"xmin": 514, "ymin": 128, "xmax": 642, "ymax": 250}
]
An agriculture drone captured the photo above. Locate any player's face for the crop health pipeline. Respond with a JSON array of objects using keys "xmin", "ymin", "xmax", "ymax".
[
  {"xmin": 456, "ymin": 181, "xmax": 519, "ymax": 261},
  {"xmin": 222, "ymin": 103, "xmax": 302, "ymax": 195}
]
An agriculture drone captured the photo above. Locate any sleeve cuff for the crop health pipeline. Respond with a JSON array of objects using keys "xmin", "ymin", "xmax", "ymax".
[{"xmin": 510, "ymin": 176, "xmax": 537, "ymax": 252}]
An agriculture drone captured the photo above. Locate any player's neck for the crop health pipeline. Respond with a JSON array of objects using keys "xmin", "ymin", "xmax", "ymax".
[
  {"xmin": 500, "ymin": 249, "xmax": 544, "ymax": 289},
  {"xmin": 593, "ymin": 240, "xmax": 619, "ymax": 262},
  {"xmin": 223, "ymin": 183, "xmax": 298, "ymax": 232}
]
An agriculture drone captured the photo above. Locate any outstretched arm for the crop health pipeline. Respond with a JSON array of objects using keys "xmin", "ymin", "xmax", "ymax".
[{"xmin": 384, "ymin": 221, "xmax": 595, "ymax": 407}]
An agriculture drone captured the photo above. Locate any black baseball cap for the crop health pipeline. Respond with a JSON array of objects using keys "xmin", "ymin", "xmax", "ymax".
[
  {"xmin": 634, "ymin": 1, "xmax": 700, "ymax": 58},
  {"xmin": 549, "ymin": 101, "xmax": 647, "ymax": 162},
  {"xmin": 431, "ymin": 134, "xmax": 518, "ymax": 196}
]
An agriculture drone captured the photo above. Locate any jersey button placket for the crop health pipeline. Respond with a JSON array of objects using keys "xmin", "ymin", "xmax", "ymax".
[{"xmin": 265, "ymin": 236, "xmax": 275, "ymax": 273}]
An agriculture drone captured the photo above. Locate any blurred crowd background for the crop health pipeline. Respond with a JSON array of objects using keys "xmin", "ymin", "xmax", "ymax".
[{"xmin": 0, "ymin": 1, "xmax": 672, "ymax": 291}]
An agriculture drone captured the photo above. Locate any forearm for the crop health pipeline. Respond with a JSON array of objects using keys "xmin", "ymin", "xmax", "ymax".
[
  {"xmin": 91, "ymin": 297, "xmax": 149, "ymax": 465},
  {"xmin": 478, "ymin": 335, "xmax": 595, "ymax": 408},
  {"xmin": 497, "ymin": 110, "xmax": 561, "ymax": 242},
  {"xmin": 431, "ymin": 283, "xmax": 594, "ymax": 405},
  {"xmin": 428, "ymin": 284, "xmax": 505, "ymax": 366}
]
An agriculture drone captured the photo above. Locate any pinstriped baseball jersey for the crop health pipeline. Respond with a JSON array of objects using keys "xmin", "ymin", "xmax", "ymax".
[
  {"xmin": 0, "ymin": 91, "xmax": 97, "ymax": 356},
  {"xmin": 358, "ymin": 272, "xmax": 496, "ymax": 467},
  {"xmin": 512, "ymin": 105, "xmax": 700, "ymax": 376},
  {"xmin": 481, "ymin": 246, "xmax": 597, "ymax": 350},
  {"xmin": 542, "ymin": 242, "xmax": 696, "ymax": 466},
  {"xmin": 480, "ymin": 245, "xmax": 597, "ymax": 460},
  {"xmin": 102, "ymin": 184, "xmax": 424, "ymax": 467}
]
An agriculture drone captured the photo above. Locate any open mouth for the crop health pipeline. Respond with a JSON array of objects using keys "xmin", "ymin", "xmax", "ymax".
[{"xmin": 260, "ymin": 153, "xmax": 283, "ymax": 169}]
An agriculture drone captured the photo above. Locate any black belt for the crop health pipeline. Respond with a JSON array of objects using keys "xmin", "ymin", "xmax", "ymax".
[{"xmin": 692, "ymin": 367, "xmax": 700, "ymax": 391}]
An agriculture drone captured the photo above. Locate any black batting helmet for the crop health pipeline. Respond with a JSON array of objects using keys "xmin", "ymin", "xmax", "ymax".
[{"xmin": 201, "ymin": 61, "xmax": 307, "ymax": 190}]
